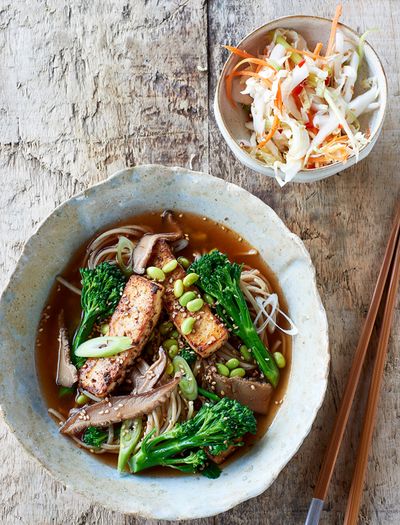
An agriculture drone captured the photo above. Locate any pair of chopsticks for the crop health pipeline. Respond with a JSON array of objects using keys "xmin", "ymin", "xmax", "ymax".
[{"xmin": 305, "ymin": 203, "xmax": 400, "ymax": 525}]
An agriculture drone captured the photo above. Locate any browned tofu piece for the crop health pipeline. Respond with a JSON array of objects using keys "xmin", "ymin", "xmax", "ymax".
[
  {"xmin": 151, "ymin": 240, "xmax": 228, "ymax": 357},
  {"xmin": 79, "ymin": 275, "xmax": 164, "ymax": 397}
]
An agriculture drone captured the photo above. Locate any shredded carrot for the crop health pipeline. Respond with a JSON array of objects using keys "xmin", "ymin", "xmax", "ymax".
[
  {"xmin": 309, "ymin": 147, "xmax": 349, "ymax": 164},
  {"xmin": 257, "ymin": 114, "xmax": 280, "ymax": 148},
  {"xmin": 232, "ymin": 70, "xmax": 273, "ymax": 88},
  {"xmin": 223, "ymin": 45, "xmax": 256, "ymax": 59},
  {"xmin": 225, "ymin": 55, "xmax": 276, "ymax": 106},
  {"xmin": 313, "ymin": 42, "xmax": 323, "ymax": 56},
  {"xmin": 275, "ymin": 80, "xmax": 283, "ymax": 112},
  {"xmin": 325, "ymin": 4, "xmax": 343, "ymax": 56},
  {"xmin": 231, "ymin": 57, "xmax": 276, "ymax": 73},
  {"xmin": 325, "ymin": 134, "xmax": 348, "ymax": 147},
  {"xmin": 287, "ymin": 47, "xmax": 327, "ymax": 61}
]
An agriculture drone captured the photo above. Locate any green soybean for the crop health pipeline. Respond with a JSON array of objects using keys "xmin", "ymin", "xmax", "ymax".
[
  {"xmin": 146, "ymin": 266, "xmax": 165, "ymax": 282},
  {"xmin": 181, "ymin": 317, "xmax": 195, "ymax": 335},
  {"xmin": 163, "ymin": 338, "xmax": 178, "ymax": 351},
  {"xmin": 239, "ymin": 344, "xmax": 252, "ymax": 362},
  {"xmin": 171, "ymin": 329, "xmax": 179, "ymax": 338},
  {"xmin": 273, "ymin": 351, "xmax": 286, "ymax": 369},
  {"xmin": 203, "ymin": 293, "xmax": 214, "ymax": 305},
  {"xmin": 230, "ymin": 367, "xmax": 246, "ymax": 378},
  {"xmin": 173, "ymin": 279, "xmax": 184, "ymax": 298},
  {"xmin": 159, "ymin": 321, "xmax": 173, "ymax": 335},
  {"xmin": 177, "ymin": 256, "xmax": 190, "ymax": 269},
  {"xmin": 76, "ymin": 394, "xmax": 89, "ymax": 405},
  {"xmin": 168, "ymin": 344, "xmax": 179, "ymax": 358},
  {"xmin": 179, "ymin": 291, "xmax": 196, "ymax": 307},
  {"xmin": 183, "ymin": 272, "xmax": 199, "ymax": 287},
  {"xmin": 216, "ymin": 363, "xmax": 230, "ymax": 377},
  {"xmin": 166, "ymin": 362, "xmax": 174, "ymax": 375},
  {"xmin": 100, "ymin": 323, "xmax": 109, "ymax": 335},
  {"xmin": 186, "ymin": 298, "xmax": 204, "ymax": 312},
  {"xmin": 226, "ymin": 358, "xmax": 240, "ymax": 370},
  {"xmin": 162, "ymin": 259, "xmax": 178, "ymax": 273}
]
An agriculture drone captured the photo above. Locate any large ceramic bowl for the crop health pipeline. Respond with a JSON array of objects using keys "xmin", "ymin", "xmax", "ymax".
[
  {"xmin": 214, "ymin": 15, "xmax": 387, "ymax": 183},
  {"xmin": 0, "ymin": 165, "xmax": 329, "ymax": 520}
]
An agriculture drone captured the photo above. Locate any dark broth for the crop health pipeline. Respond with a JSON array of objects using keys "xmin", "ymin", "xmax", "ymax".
[{"xmin": 36, "ymin": 211, "xmax": 291, "ymax": 473}]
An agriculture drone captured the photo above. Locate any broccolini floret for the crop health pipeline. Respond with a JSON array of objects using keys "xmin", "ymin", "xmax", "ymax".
[
  {"xmin": 129, "ymin": 397, "xmax": 256, "ymax": 477},
  {"xmin": 179, "ymin": 347, "xmax": 197, "ymax": 366},
  {"xmin": 190, "ymin": 251, "xmax": 279, "ymax": 387},
  {"xmin": 82, "ymin": 426, "xmax": 108, "ymax": 448},
  {"xmin": 71, "ymin": 262, "xmax": 126, "ymax": 367}
]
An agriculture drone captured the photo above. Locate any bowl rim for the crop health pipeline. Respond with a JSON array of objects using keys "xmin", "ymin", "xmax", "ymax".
[
  {"xmin": 214, "ymin": 14, "xmax": 388, "ymax": 183},
  {"xmin": 0, "ymin": 165, "xmax": 330, "ymax": 519}
]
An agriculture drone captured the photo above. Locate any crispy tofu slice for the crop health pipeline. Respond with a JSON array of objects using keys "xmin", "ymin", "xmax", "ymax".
[
  {"xmin": 79, "ymin": 275, "xmax": 164, "ymax": 397},
  {"xmin": 151, "ymin": 240, "xmax": 228, "ymax": 357}
]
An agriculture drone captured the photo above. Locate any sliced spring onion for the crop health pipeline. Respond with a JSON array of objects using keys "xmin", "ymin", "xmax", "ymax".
[
  {"xmin": 275, "ymin": 34, "xmax": 302, "ymax": 64},
  {"xmin": 118, "ymin": 418, "xmax": 142, "ymax": 473},
  {"xmin": 75, "ymin": 336, "xmax": 132, "ymax": 358},
  {"xmin": 116, "ymin": 236, "xmax": 135, "ymax": 277},
  {"xmin": 173, "ymin": 355, "xmax": 198, "ymax": 401}
]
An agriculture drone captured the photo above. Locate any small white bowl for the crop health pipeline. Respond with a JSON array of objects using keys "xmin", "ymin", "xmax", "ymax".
[
  {"xmin": 214, "ymin": 15, "xmax": 387, "ymax": 183},
  {"xmin": 0, "ymin": 166, "xmax": 329, "ymax": 519}
]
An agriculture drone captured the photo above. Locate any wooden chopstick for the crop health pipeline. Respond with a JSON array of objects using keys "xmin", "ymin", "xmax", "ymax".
[
  {"xmin": 305, "ymin": 203, "xmax": 400, "ymax": 525},
  {"xmin": 344, "ymin": 231, "xmax": 400, "ymax": 524}
]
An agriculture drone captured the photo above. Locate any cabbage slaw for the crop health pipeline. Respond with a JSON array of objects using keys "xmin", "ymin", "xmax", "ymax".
[{"xmin": 224, "ymin": 5, "xmax": 380, "ymax": 186}]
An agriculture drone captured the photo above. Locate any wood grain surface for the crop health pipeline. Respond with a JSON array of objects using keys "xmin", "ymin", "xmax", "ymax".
[{"xmin": 0, "ymin": 1, "xmax": 399, "ymax": 524}]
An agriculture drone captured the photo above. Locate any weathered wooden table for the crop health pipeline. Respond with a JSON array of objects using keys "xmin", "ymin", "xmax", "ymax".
[{"xmin": 0, "ymin": 1, "xmax": 399, "ymax": 523}]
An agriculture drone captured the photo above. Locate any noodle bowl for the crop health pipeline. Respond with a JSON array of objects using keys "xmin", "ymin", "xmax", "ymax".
[{"xmin": 37, "ymin": 210, "xmax": 295, "ymax": 474}]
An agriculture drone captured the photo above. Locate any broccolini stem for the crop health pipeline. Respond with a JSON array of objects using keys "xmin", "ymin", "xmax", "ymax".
[
  {"xmin": 234, "ymin": 281, "xmax": 280, "ymax": 388},
  {"xmin": 198, "ymin": 387, "xmax": 220, "ymax": 402},
  {"xmin": 71, "ymin": 310, "xmax": 96, "ymax": 367},
  {"xmin": 240, "ymin": 327, "xmax": 279, "ymax": 388},
  {"xmin": 130, "ymin": 436, "xmax": 210, "ymax": 473}
]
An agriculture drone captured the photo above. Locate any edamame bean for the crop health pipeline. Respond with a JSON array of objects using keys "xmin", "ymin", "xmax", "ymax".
[
  {"xmin": 177, "ymin": 256, "xmax": 190, "ymax": 269},
  {"xmin": 76, "ymin": 394, "xmax": 89, "ymax": 405},
  {"xmin": 166, "ymin": 362, "xmax": 174, "ymax": 375},
  {"xmin": 173, "ymin": 279, "xmax": 184, "ymax": 298},
  {"xmin": 146, "ymin": 266, "xmax": 165, "ymax": 281},
  {"xmin": 163, "ymin": 338, "xmax": 178, "ymax": 351},
  {"xmin": 273, "ymin": 351, "xmax": 286, "ymax": 369},
  {"xmin": 168, "ymin": 345, "xmax": 179, "ymax": 358},
  {"xmin": 226, "ymin": 358, "xmax": 240, "ymax": 370},
  {"xmin": 171, "ymin": 329, "xmax": 179, "ymax": 339},
  {"xmin": 179, "ymin": 291, "xmax": 196, "ymax": 307},
  {"xmin": 216, "ymin": 363, "xmax": 230, "ymax": 377},
  {"xmin": 203, "ymin": 293, "xmax": 214, "ymax": 305},
  {"xmin": 159, "ymin": 321, "xmax": 173, "ymax": 335},
  {"xmin": 183, "ymin": 272, "xmax": 199, "ymax": 287},
  {"xmin": 186, "ymin": 298, "xmax": 204, "ymax": 312},
  {"xmin": 239, "ymin": 344, "xmax": 252, "ymax": 361},
  {"xmin": 100, "ymin": 323, "xmax": 109, "ymax": 335},
  {"xmin": 162, "ymin": 259, "xmax": 178, "ymax": 273},
  {"xmin": 181, "ymin": 317, "xmax": 196, "ymax": 335},
  {"xmin": 230, "ymin": 367, "xmax": 246, "ymax": 378}
]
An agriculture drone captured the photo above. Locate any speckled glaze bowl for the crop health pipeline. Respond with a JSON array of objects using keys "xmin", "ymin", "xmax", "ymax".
[
  {"xmin": 214, "ymin": 16, "xmax": 387, "ymax": 183},
  {"xmin": 0, "ymin": 165, "xmax": 329, "ymax": 520}
]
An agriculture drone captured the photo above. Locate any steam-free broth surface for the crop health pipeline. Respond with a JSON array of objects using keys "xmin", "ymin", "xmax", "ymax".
[{"xmin": 36, "ymin": 211, "xmax": 291, "ymax": 473}]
